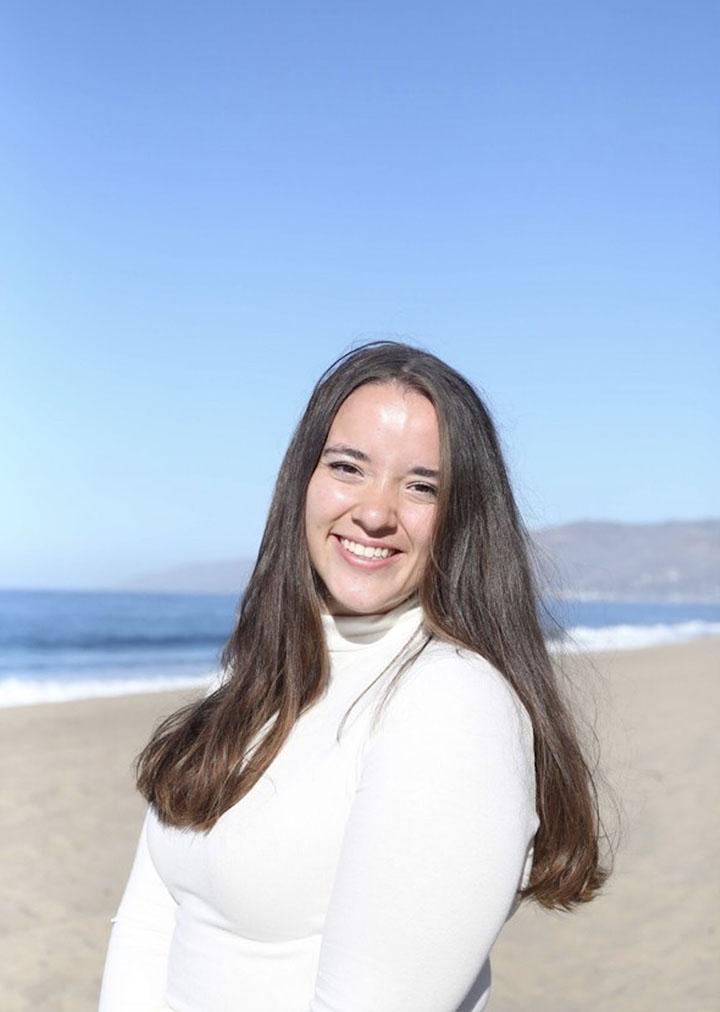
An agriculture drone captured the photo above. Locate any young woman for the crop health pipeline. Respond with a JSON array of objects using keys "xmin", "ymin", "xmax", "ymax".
[{"xmin": 99, "ymin": 342, "xmax": 608, "ymax": 1012}]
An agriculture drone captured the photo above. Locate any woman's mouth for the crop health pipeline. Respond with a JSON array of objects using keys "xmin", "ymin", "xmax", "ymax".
[{"xmin": 332, "ymin": 534, "xmax": 402, "ymax": 568}]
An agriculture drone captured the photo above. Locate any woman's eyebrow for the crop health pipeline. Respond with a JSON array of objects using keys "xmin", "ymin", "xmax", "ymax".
[
  {"xmin": 323, "ymin": 445, "xmax": 438, "ymax": 479},
  {"xmin": 322, "ymin": 443, "xmax": 370, "ymax": 462}
]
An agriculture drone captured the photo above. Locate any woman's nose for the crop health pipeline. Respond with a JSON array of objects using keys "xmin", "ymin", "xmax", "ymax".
[{"xmin": 351, "ymin": 482, "xmax": 397, "ymax": 534}]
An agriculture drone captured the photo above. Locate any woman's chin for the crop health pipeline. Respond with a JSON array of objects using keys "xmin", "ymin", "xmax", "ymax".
[{"xmin": 326, "ymin": 585, "xmax": 408, "ymax": 617}]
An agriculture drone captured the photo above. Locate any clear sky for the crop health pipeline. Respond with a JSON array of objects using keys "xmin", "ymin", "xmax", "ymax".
[{"xmin": 3, "ymin": 0, "xmax": 718, "ymax": 589}]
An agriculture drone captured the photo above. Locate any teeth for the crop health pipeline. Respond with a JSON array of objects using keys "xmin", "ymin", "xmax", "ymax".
[{"xmin": 341, "ymin": 538, "xmax": 394, "ymax": 559}]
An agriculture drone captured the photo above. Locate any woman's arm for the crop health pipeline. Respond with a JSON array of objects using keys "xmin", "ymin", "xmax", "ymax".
[
  {"xmin": 98, "ymin": 808, "xmax": 177, "ymax": 1012},
  {"xmin": 309, "ymin": 647, "xmax": 539, "ymax": 1012}
]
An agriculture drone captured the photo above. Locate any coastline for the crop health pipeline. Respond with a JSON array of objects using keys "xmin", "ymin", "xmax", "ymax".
[{"xmin": 2, "ymin": 637, "xmax": 719, "ymax": 1011}]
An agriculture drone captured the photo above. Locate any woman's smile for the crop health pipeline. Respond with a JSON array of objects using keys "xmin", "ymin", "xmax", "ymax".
[{"xmin": 332, "ymin": 533, "xmax": 403, "ymax": 567}]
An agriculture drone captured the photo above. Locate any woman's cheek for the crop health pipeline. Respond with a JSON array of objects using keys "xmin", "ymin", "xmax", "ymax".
[
  {"xmin": 406, "ymin": 504, "xmax": 436, "ymax": 545},
  {"xmin": 327, "ymin": 483, "xmax": 354, "ymax": 510}
]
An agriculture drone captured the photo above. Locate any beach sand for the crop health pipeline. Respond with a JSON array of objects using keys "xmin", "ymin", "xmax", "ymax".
[{"xmin": 2, "ymin": 638, "xmax": 718, "ymax": 1011}]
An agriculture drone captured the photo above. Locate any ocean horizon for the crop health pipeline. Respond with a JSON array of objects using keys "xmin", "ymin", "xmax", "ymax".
[{"xmin": 1, "ymin": 588, "xmax": 719, "ymax": 708}]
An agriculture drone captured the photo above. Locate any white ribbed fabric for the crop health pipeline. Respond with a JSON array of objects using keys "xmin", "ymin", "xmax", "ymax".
[{"xmin": 98, "ymin": 597, "xmax": 538, "ymax": 1012}]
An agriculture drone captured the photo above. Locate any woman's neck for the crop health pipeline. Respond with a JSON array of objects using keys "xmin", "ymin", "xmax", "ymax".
[{"xmin": 321, "ymin": 594, "xmax": 422, "ymax": 650}]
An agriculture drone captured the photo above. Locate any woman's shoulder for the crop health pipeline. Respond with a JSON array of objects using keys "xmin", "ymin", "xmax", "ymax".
[
  {"xmin": 414, "ymin": 636, "xmax": 526, "ymax": 707},
  {"xmin": 361, "ymin": 635, "xmax": 537, "ymax": 802},
  {"xmin": 381, "ymin": 635, "xmax": 534, "ymax": 747}
]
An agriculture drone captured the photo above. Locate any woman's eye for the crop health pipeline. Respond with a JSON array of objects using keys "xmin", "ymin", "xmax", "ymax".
[
  {"xmin": 328, "ymin": 461, "xmax": 361, "ymax": 476},
  {"xmin": 410, "ymin": 483, "xmax": 438, "ymax": 497}
]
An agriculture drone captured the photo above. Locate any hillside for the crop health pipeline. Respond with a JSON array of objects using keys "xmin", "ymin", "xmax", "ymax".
[
  {"xmin": 532, "ymin": 519, "xmax": 719, "ymax": 602},
  {"xmin": 121, "ymin": 520, "xmax": 720, "ymax": 602}
]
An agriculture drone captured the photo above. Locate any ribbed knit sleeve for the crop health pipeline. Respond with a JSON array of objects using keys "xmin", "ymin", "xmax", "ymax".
[
  {"xmin": 308, "ymin": 645, "xmax": 538, "ymax": 1012},
  {"xmin": 98, "ymin": 809, "xmax": 177, "ymax": 1011}
]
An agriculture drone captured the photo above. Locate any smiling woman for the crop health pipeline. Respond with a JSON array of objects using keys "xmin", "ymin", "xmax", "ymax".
[{"xmin": 99, "ymin": 341, "xmax": 609, "ymax": 1012}]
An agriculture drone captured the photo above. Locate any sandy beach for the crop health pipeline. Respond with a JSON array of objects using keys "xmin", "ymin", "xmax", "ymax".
[{"xmin": 2, "ymin": 637, "xmax": 718, "ymax": 1012}]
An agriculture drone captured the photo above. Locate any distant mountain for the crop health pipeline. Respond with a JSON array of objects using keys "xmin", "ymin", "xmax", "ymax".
[
  {"xmin": 122, "ymin": 520, "xmax": 720, "ymax": 603},
  {"xmin": 532, "ymin": 519, "xmax": 720, "ymax": 602},
  {"xmin": 120, "ymin": 558, "xmax": 254, "ymax": 595}
]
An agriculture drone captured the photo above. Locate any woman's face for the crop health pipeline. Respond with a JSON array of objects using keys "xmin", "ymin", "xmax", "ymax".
[{"xmin": 305, "ymin": 381, "xmax": 441, "ymax": 615}]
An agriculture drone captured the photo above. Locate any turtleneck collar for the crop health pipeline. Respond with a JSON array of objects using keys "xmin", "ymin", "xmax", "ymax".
[{"xmin": 321, "ymin": 594, "xmax": 423, "ymax": 651}]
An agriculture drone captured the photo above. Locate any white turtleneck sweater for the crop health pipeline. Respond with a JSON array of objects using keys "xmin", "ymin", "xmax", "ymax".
[{"xmin": 99, "ymin": 599, "xmax": 538, "ymax": 1012}]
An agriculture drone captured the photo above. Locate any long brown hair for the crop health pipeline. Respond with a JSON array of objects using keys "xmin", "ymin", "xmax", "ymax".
[{"xmin": 136, "ymin": 341, "xmax": 610, "ymax": 909}]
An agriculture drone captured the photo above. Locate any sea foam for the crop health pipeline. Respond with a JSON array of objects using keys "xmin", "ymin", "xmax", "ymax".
[
  {"xmin": 0, "ymin": 672, "xmax": 216, "ymax": 709},
  {"xmin": 1, "ymin": 621, "xmax": 719, "ymax": 708},
  {"xmin": 551, "ymin": 620, "xmax": 720, "ymax": 654}
]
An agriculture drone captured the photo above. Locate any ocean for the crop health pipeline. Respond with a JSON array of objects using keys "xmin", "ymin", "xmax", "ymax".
[{"xmin": 1, "ymin": 589, "xmax": 719, "ymax": 708}]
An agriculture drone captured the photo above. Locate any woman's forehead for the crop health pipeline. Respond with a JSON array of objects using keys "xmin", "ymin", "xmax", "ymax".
[{"xmin": 327, "ymin": 383, "xmax": 440, "ymax": 461}]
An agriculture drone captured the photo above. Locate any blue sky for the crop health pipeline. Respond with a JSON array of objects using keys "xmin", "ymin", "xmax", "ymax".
[{"xmin": 3, "ymin": 0, "xmax": 718, "ymax": 588}]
